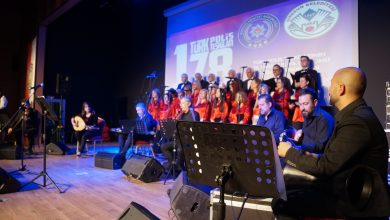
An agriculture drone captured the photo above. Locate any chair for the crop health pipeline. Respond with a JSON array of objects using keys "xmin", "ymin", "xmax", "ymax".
[
  {"xmin": 85, "ymin": 117, "xmax": 105, "ymax": 154},
  {"xmin": 134, "ymin": 139, "xmax": 155, "ymax": 158}
]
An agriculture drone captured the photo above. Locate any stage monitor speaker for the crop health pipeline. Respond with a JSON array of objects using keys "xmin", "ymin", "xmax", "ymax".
[
  {"xmin": 0, "ymin": 167, "xmax": 21, "ymax": 194},
  {"xmin": 95, "ymin": 152, "xmax": 125, "ymax": 170},
  {"xmin": 169, "ymin": 172, "xmax": 210, "ymax": 220},
  {"xmin": 121, "ymin": 154, "xmax": 164, "ymax": 183},
  {"xmin": 0, "ymin": 143, "xmax": 21, "ymax": 160},
  {"xmin": 46, "ymin": 142, "xmax": 70, "ymax": 155},
  {"xmin": 117, "ymin": 201, "xmax": 160, "ymax": 220}
]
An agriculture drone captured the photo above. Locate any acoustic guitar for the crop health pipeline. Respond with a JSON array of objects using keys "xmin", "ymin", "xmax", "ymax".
[
  {"xmin": 72, "ymin": 116, "xmax": 99, "ymax": 131},
  {"xmin": 72, "ymin": 116, "xmax": 86, "ymax": 131}
]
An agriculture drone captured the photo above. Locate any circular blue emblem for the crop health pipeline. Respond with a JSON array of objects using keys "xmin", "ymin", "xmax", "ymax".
[
  {"xmin": 238, "ymin": 13, "xmax": 280, "ymax": 49},
  {"xmin": 284, "ymin": 1, "xmax": 339, "ymax": 39}
]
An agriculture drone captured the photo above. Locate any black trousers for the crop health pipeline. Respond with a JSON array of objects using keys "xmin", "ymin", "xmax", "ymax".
[{"xmin": 75, "ymin": 130, "xmax": 99, "ymax": 153}]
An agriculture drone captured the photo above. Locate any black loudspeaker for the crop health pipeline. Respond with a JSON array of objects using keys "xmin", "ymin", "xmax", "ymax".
[
  {"xmin": 169, "ymin": 172, "xmax": 210, "ymax": 220},
  {"xmin": 56, "ymin": 74, "xmax": 71, "ymax": 96},
  {"xmin": 121, "ymin": 154, "xmax": 164, "ymax": 183},
  {"xmin": 46, "ymin": 142, "xmax": 70, "ymax": 155},
  {"xmin": 118, "ymin": 201, "xmax": 160, "ymax": 220},
  {"xmin": 95, "ymin": 152, "xmax": 125, "ymax": 170},
  {"xmin": 0, "ymin": 143, "xmax": 21, "ymax": 160},
  {"xmin": 0, "ymin": 167, "xmax": 21, "ymax": 194}
]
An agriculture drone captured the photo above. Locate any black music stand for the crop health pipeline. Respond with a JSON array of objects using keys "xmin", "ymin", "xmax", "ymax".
[
  {"xmin": 160, "ymin": 119, "xmax": 178, "ymax": 184},
  {"xmin": 176, "ymin": 121, "xmax": 286, "ymax": 220},
  {"xmin": 21, "ymin": 97, "xmax": 63, "ymax": 193},
  {"xmin": 134, "ymin": 120, "xmax": 148, "ymax": 135}
]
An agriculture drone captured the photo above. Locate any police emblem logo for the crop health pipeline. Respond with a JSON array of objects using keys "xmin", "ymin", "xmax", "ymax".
[
  {"xmin": 285, "ymin": 0, "xmax": 339, "ymax": 39},
  {"xmin": 238, "ymin": 13, "xmax": 280, "ymax": 49}
]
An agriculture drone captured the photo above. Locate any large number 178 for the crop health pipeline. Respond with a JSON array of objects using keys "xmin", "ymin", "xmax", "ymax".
[{"xmin": 174, "ymin": 43, "xmax": 232, "ymax": 75}]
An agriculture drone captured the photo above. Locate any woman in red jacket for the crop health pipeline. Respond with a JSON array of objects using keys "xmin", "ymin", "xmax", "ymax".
[
  {"xmin": 194, "ymin": 89, "xmax": 211, "ymax": 122},
  {"xmin": 210, "ymin": 88, "xmax": 229, "ymax": 123},
  {"xmin": 147, "ymin": 88, "xmax": 163, "ymax": 120},
  {"xmin": 228, "ymin": 91, "xmax": 251, "ymax": 124},
  {"xmin": 159, "ymin": 93, "xmax": 172, "ymax": 120},
  {"xmin": 272, "ymin": 78, "xmax": 290, "ymax": 119}
]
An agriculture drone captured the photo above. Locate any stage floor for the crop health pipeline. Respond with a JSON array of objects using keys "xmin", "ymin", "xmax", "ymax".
[{"xmin": 0, "ymin": 143, "xmax": 175, "ymax": 220}]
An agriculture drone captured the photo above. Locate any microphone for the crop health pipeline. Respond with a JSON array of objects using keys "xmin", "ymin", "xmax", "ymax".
[
  {"xmin": 263, "ymin": 61, "xmax": 269, "ymax": 64},
  {"xmin": 30, "ymin": 83, "xmax": 44, "ymax": 90},
  {"xmin": 241, "ymin": 66, "xmax": 248, "ymax": 68},
  {"xmin": 285, "ymin": 57, "xmax": 294, "ymax": 59}
]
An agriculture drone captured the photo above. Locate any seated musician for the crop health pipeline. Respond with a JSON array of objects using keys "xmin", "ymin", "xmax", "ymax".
[
  {"xmin": 161, "ymin": 96, "xmax": 199, "ymax": 172},
  {"xmin": 274, "ymin": 67, "xmax": 390, "ymax": 219},
  {"xmin": 293, "ymin": 88, "xmax": 334, "ymax": 154},
  {"xmin": 71, "ymin": 101, "xmax": 99, "ymax": 156},
  {"xmin": 256, "ymin": 94, "xmax": 286, "ymax": 144},
  {"xmin": 119, "ymin": 102, "xmax": 157, "ymax": 157},
  {"xmin": 7, "ymin": 100, "xmax": 37, "ymax": 155}
]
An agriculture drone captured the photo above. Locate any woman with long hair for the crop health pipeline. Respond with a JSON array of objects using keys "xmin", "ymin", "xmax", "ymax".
[
  {"xmin": 194, "ymin": 89, "xmax": 211, "ymax": 122},
  {"xmin": 228, "ymin": 91, "xmax": 251, "ymax": 124},
  {"xmin": 226, "ymin": 79, "xmax": 240, "ymax": 110},
  {"xmin": 159, "ymin": 93, "xmax": 172, "ymax": 120},
  {"xmin": 71, "ymin": 101, "xmax": 99, "ymax": 156},
  {"xmin": 272, "ymin": 78, "xmax": 290, "ymax": 120},
  {"xmin": 210, "ymin": 88, "xmax": 229, "ymax": 123},
  {"xmin": 147, "ymin": 88, "xmax": 163, "ymax": 120}
]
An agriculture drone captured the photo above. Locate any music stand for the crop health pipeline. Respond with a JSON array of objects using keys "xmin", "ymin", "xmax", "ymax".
[
  {"xmin": 134, "ymin": 120, "xmax": 148, "ymax": 135},
  {"xmin": 160, "ymin": 119, "xmax": 178, "ymax": 184},
  {"xmin": 21, "ymin": 96, "xmax": 63, "ymax": 193},
  {"xmin": 176, "ymin": 121, "xmax": 286, "ymax": 220}
]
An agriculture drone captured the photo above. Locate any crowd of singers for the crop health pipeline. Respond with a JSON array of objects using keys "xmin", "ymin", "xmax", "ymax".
[{"xmin": 147, "ymin": 55, "xmax": 319, "ymax": 129}]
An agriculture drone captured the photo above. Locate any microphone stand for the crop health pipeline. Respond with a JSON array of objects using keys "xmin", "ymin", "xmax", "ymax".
[
  {"xmin": 240, "ymin": 67, "xmax": 247, "ymax": 80},
  {"xmin": 144, "ymin": 72, "xmax": 158, "ymax": 107},
  {"xmin": 285, "ymin": 57, "xmax": 293, "ymax": 77},
  {"xmin": 163, "ymin": 129, "xmax": 177, "ymax": 184},
  {"xmin": 261, "ymin": 62, "xmax": 269, "ymax": 81}
]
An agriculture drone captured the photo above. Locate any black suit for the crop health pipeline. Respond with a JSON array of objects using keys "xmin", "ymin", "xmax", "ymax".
[
  {"xmin": 273, "ymin": 98, "xmax": 390, "ymax": 218},
  {"xmin": 199, "ymin": 80, "xmax": 209, "ymax": 90},
  {"xmin": 177, "ymin": 81, "xmax": 192, "ymax": 90},
  {"xmin": 292, "ymin": 68, "xmax": 318, "ymax": 90}
]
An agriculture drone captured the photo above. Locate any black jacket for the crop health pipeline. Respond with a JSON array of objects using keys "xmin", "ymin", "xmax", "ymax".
[{"xmin": 285, "ymin": 98, "xmax": 390, "ymax": 217}]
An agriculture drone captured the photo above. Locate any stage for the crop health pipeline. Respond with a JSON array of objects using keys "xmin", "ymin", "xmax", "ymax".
[{"xmin": 0, "ymin": 143, "xmax": 174, "ymax": 220}]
